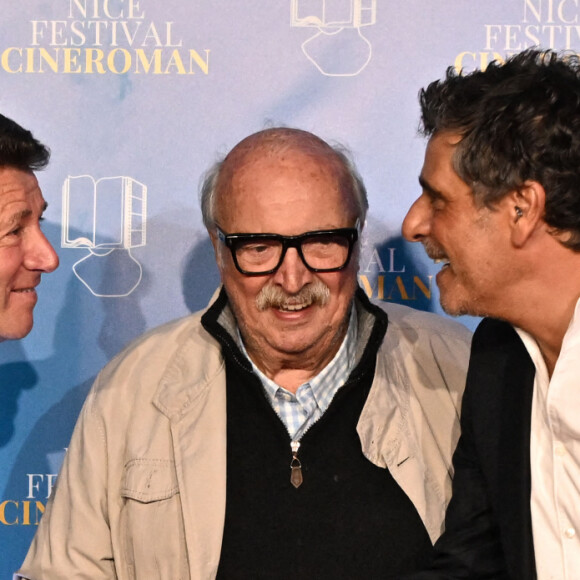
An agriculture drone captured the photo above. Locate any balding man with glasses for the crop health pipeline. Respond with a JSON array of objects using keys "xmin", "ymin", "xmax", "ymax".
[{"xmin": 18, "ymin": 128, "xmax": 471, "ymax": 580}]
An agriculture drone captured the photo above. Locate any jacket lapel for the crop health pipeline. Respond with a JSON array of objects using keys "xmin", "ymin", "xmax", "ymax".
[
  {"xmin": 494, "ymin": 326, "xmax": 537, "ymax": 578},
  {"xmin": 153, "ymin": 331, "xmax": 228, "ymax": 580}
]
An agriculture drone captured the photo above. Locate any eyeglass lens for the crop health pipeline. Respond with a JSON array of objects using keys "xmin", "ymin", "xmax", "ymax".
[{"xmin": 235, "ymin": 233, "xmax": 351, "ymax": 273}]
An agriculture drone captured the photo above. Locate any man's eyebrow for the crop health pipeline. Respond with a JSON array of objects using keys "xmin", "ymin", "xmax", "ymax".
[
  {"xmin": 418, "ymin": 175, "xmax": 443, "ymax": 200},
  {"xmin": 8, "ymin": 209, "xmax": 32, "ymax": 225},
  {"xmin": 3, "ymin": 202, "xmax": 48, "ymax": 229}
]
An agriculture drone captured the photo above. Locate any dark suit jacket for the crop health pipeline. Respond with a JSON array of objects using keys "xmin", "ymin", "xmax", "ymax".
[{"xmin": 401, "ymin": 317, "xmax": 537, "ymax": 580}]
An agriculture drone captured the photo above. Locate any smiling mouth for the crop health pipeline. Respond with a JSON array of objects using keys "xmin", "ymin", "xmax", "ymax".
[
  {"xmin": 432, "ymin": 258, "xmax": 450, "ymax": 268},
  {"xmin": 278, "ymin": 300, "xmax": 313, "ymax": 312},
  {"xmin": 12, "ymin": 287, "xmax": 37, "ymax": 295}
]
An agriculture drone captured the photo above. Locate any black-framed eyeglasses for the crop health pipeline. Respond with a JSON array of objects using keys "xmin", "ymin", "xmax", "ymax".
[{"xmin": 216, "ymin": 221, "xmax": 360, "ymax": 276}]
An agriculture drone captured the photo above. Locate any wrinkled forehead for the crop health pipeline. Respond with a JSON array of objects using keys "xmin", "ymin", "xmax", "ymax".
[{"xmin": 0, "ymin": 167, "xmax": 43, "ymax": 209}]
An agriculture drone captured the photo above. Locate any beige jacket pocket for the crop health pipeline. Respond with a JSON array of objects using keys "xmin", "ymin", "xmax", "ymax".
[{"xmin": 120, "ymin": 459, "xmax": 189, "ymax": 580}]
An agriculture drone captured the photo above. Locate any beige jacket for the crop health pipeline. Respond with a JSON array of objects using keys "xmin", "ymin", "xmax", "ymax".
[{"xmin": 17, "ymin": 296, "xmax": 471, "ymax": 580}]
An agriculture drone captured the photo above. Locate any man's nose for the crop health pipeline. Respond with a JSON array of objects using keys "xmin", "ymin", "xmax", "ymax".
[
  {"xmin": 402, "ymin": 195, "xmax": 431, "ymax": 242},
  {"xmin": 271, "ymin": 247, "xmax": 313, "ymax": 293},
  {"xmin": 24, "ymin": 228, "xmax": 60, "ymax": 273}
]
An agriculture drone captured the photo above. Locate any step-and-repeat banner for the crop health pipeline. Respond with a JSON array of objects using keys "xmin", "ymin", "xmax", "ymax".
[{"xmin": 1, "ymin": 0, "xmax": 576, "ymax": 573}]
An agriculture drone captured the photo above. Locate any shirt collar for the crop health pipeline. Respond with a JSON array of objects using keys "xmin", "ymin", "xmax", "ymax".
[{"xmin": 515, "ymin": 295, "xmax": 580, "ymax": 384}]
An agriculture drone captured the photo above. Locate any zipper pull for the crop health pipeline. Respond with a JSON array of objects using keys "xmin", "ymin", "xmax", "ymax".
[{"xmin": 290, "ymin": 440, "xmax": 303, "ymax": 488}]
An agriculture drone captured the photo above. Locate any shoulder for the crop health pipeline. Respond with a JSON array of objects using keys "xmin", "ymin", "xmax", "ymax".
[
  {"xmin": 107, "ymin": 310, "xmax": 212, "ymax": 368},
  {"xmin": 371, "ymin": 300, "xmax": 472, "ymax": 402},
  {"xmin": 92, "ymin": 307, "xmax": 221, "ymax": 402},
  {"xmin": 75, "ymin": 308, "xmax": 224, "ymax": 434},
  {"xmin": 373, "ymin": 299, "xmax": 473, "ymax": 346}
]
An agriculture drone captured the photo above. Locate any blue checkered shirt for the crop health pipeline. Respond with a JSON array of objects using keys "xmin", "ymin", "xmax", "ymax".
[{"xmin": 240, "ymin": 308, "xmax": 357, "ymax": 441}]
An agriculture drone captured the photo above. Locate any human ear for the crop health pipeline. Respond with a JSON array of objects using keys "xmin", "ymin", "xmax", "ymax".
[
  {"xmin": 208, "ymin": 230, "xmax": 224, "ymax": 267},
  {"xmin": 507, "ymin": 181, "xmax": 546, "ymax": 248}
]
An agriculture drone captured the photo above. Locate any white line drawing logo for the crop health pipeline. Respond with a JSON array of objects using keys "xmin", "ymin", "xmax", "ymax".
[
  {"xmin": 291, "ymin": 0, "xmax": 376, "ymax": 76},
  {"xmin": 61, "ymin": 175, "xmax": 147, "ymax": 298}
]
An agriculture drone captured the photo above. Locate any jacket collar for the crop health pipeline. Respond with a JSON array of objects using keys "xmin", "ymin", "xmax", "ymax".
[{"xmin": 152, "ymin": 312, "xmax": 225, "ymax": 422}]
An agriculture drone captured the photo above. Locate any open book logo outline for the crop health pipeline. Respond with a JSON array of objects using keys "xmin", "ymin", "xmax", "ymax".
[
  {"xmin": 61, "ymin": 175, "xmax": 147, "ymax": 298},
  {"xmin": 291, "ymin": 0, "xmax": 377, "ymax": 77}
]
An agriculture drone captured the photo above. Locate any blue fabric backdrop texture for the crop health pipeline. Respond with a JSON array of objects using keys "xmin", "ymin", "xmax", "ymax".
[{"xmin": 1, "ymin": 0, "xmax": 576, "ymax": 574}]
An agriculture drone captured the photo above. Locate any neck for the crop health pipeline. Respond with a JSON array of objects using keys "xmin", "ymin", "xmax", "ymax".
[
  {"xmin": 245, "ymin": 341, "xmax": 343, "ymax": 393},
  {"xmin": 505, "ymin": 286, "xmax": 580, "ymax": 378},
  {"xmin": 241, "ymin": 323, "xmax": 349, "ymax": 394},
  {"xmin": 531, "ymin": 301, "xmax": 577, "ymax": 377},
  {"xmin": 490, "ymin": 238, "xmax": 580, "ymax": 377}
]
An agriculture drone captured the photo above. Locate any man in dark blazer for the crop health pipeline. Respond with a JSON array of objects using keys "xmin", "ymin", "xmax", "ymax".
[{"xmin": 401, "ymin": 48, "xmax": 580, "ymax": 579}]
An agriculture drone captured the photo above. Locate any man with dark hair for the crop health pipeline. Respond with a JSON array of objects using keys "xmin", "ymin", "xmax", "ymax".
[
  {"xmin": 18, "ymin": 127, "xmax": 470, "ymax": 579},
  {"xmin": 402, "ymin": 49, "xmax": 580, "ymax": 579},
  {"xmin": 0, "ymin": 114, "xmax": 59, "ymax": 342}
]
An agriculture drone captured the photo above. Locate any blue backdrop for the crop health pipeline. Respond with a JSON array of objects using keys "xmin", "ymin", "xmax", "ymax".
[{"xmin": 2, "ymin": 0, "xmax": 577, "ymax": 574}]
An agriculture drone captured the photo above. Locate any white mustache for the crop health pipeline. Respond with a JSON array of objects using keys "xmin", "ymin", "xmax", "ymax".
[{"xmin": 255, "ymin": 281, "xmax": 330, "ymax": 311}]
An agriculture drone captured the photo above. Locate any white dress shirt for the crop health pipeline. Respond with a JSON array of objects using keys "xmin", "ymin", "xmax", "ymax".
[{"xmin": 516, "ymin": 297, "xmax": 580, "ymax": 580}]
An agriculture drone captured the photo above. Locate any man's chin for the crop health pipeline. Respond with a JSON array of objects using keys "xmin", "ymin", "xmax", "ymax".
[
  {"xmin": 1, "ymin": 330, "xmax": 32, "ymax": 341},
  {"xmin": 440, "ymin": 295, "xmax": 485, "ymax": 318},
  {"xmin": 441, "ymin": 304, "xmax": 470, "ymax": 317},
  {"xmin": 0, "ymin": 319, "xmax": 34, "ymax": 341},
  {"xmin": 439, "ymin": 292, "xmax": 474, "ymax": 318}
]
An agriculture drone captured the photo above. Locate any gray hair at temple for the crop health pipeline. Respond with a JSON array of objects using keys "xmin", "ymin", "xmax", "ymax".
[{"xmin": 199, "ymin": 127, "xmax": 368, "ymax": 231}]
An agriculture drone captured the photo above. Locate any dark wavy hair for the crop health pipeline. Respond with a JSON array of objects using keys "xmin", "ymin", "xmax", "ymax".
[
  {"xmin": 0, "ymin": 113, "xmax": 50, "ymax": 171},
  {"xmin": 420, "ymin": 48, "xmax": 580, "ymax": 250}
]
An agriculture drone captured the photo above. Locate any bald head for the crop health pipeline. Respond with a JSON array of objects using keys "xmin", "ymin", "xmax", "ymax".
[{"xmin": 200, "ymin": 128, "xmax": 367, "ymax": 232}]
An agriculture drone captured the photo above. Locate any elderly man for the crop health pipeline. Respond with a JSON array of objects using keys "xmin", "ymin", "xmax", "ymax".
[
  {"xmin": 0, "ymin": 114, "xmax": 59, "ymax": 342},
  {"xmin": 402, "ymin": 49, "xmax": 580, "ymax": 579},
  {"xmin": 18, "ymin": 127, "xmax": 470, "ymax": 579}
]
